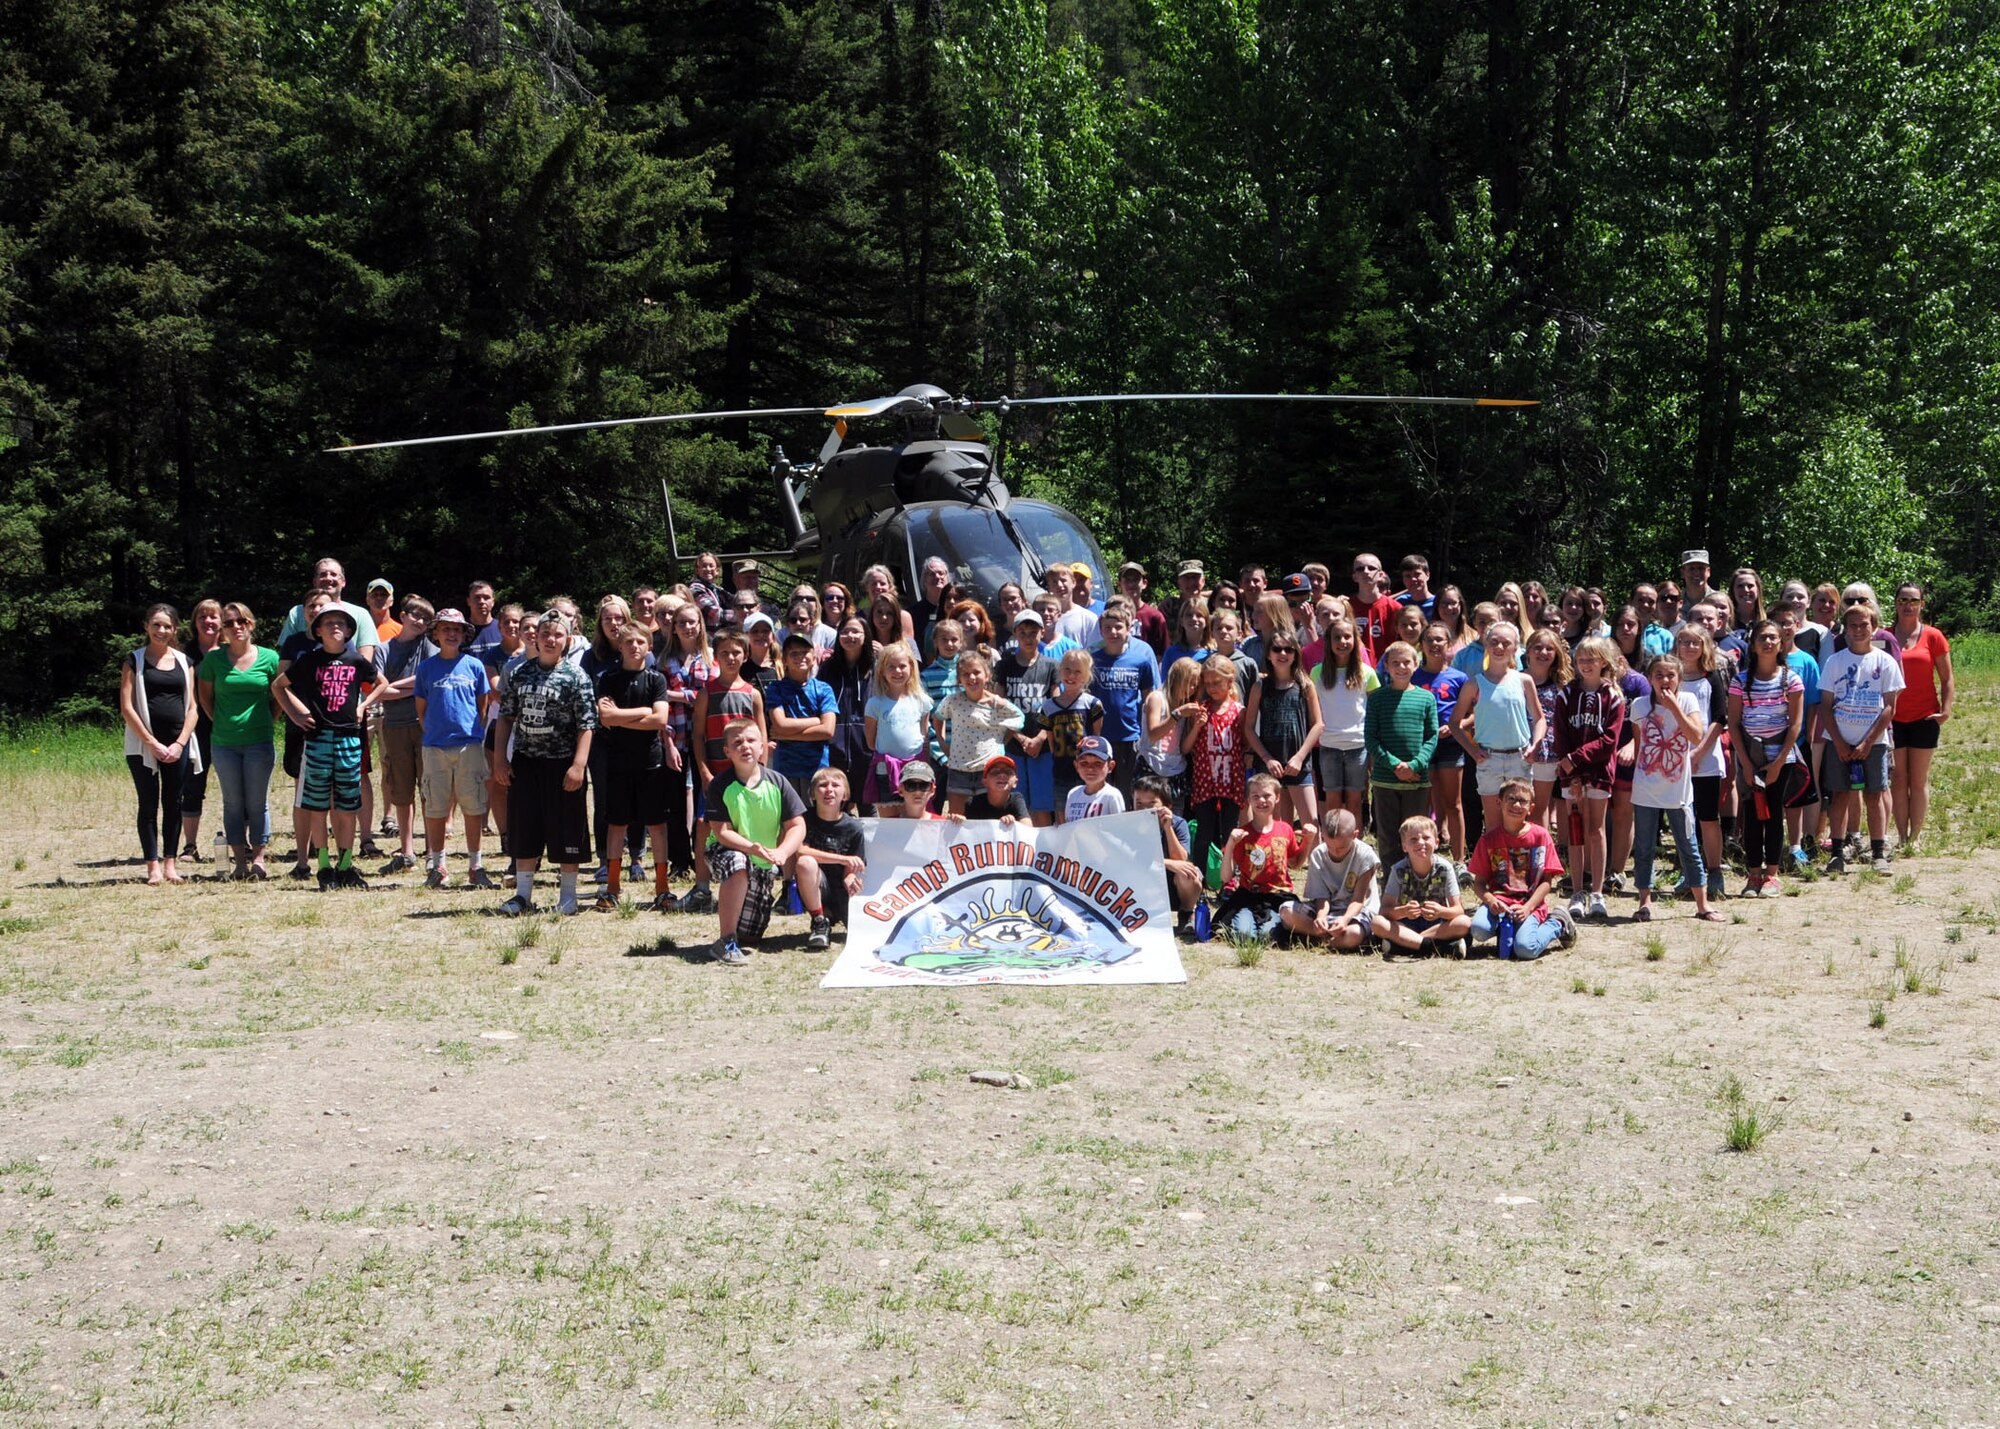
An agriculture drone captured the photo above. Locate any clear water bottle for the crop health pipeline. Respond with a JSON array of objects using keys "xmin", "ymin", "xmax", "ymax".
[{"xmin": 212, "ymin": 829, "xmax": 226, "ymax": 863}]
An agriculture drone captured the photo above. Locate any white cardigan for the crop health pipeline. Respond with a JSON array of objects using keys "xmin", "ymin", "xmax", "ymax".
[{"xmin": 124, "ymin": 647, "xmax": 201, "ymax": 775}]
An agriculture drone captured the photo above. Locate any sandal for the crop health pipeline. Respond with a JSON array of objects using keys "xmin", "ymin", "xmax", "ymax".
[{"xmin": 1696, "ymin": 909, "xmax": 1726, "ymax": 922}]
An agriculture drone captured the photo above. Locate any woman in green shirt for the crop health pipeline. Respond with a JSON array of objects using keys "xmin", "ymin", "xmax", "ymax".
[{"xmin": 197, "ymin": 602, "xmax": 281, "ymax": 878}]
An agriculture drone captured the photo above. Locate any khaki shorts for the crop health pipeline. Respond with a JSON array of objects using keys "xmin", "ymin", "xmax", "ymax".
[
  {"xmin": 381, "ymin": 723, "xmax": 423, "ymax": 806},
  {"xmin": 422, "ymin": 744, "xmax": 491, "ymax": 820}
]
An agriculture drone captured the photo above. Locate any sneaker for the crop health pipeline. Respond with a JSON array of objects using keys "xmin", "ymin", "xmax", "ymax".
[
  {"xmin": 467, "ymin": 867, "xmax": 498, "ymax": 891},
  {"xmin": 1790, "ymin": 845, "xmax": 1811, "ymax": 874},
  {"xmin": 1588, "ymin": 892, "xmax": 1608, "ymax": 920},
  {"xmin": 629, "ymin": 859, "xmax": 646, "ymax": 884},
  {"xmin": 425, "ymin": 866, "xmax": 448, "ymax": 890},
  {"xmin": 1741, "ymin": 878, "xmax": 1765, "ymax": 900},
  {"xmin": 1758, "ymin": 879, "xmax": 1781, "ymax": 899},
  {"xmin": 379, "ymin": 853, "xmax": 416, "ymax": 876},
  {"xmin": 1871, "ymin": 854, "xmax": 1892, "ymax": 875},
  {"xmin": 1845, "ymin": 833, "xmax": 1864, "ymax": 861},
  {"xmin": 1551, "ymin": 905, "xmax": 1579, "ymax": 949},
  {"xmin": 1826, "ymin": 853, "xmax": 1847, "ymax": 876},
  {"xmin": 180, "ymin": 842, "xmax": 202, "ymax": 863},
  {"xmin": 649, "ymin": 890, "xmax": 678, "ymax": 913},
  {"xmin": 592, "ymin": 893, "xmax": 620, "ymax": 913},
  {"xmin": 677, "ymin": 885, "xmax": 715, "ymax": 914},
  {"xmin": 499, "ymin": 894, "xmax": 535, "ymax": 917},
  {"xmin": 1632, "ymin": 904, "xmax": 1653, "ymax": 922},
  {"xmin": 555, "ymin": 896, "xmax": 581, "ymax": 917},
  {"xmin": 316, "ymin": 865, "xmax": 335, "ymax": 890},
  {"xmin": 339, "ymin": 867, "xmax": 369, "ymax": 891},
  {"xmin": 1604, "ymin": 872, "xmax": 1626, "ymax": 894},
  {"xmin": 1556, "ymin": 876, "xmax": 1575, "ymax": 898},
  {"xmin": 807, "ymin": 914, "xmax": 832, "ymax": 951},
  {"xmin": 380, "ymin": 816, "xmax": 399, "ymax": 838},
  {"xmin": 716, "ymin": 939, "xmax": 748, "ymax": 967},
  {"xmin": 1567, "ymin": 895, "xmax": 1588, "ymax": 920},
  {"xmin": 359, "ymin": 838, "xmax": 385, "ymax": 860},
  {"xmin": 592, "ymin": 864, "xmax": 609, "ymax": 885},
  {"xmin": 289, "ymin": 863, "xmax": 314, "ymax": 882},
  {"xmin": 1455, "ymin": 862, "xmax": 1473, "ymax": 887}
]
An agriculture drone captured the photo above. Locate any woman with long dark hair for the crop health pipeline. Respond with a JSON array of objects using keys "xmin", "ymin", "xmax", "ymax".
[
  {"xmin": 178, "ymin": 598, "xmax": 224, "ymax": 861},
  {"xmin": 822, "ymin": 614, "xmax": 875, "ymax": 809},
  {"xmin": 121, "ymin": 604, "xmax": 200, "ymax": 885}
]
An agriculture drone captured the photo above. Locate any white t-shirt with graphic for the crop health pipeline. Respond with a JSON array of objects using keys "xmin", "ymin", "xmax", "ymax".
[
  {"xmin": 1629, "ymin": 691, "xmax": 1700, "ymax": 810},
  {"xmin": 1820, "ymin": 646, "xmax": 1905, "ymax": 749}
]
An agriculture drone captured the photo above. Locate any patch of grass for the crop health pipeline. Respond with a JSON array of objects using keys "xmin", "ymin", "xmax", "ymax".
[
  {"xmin": 1416, "ymin": 987, "xmax": 1441, "ymax": 1008},
  {"xmin": 1893, "ymin": 873, "xmax": 1917, "ymax": 895},
  {"xmin": 1570, "ymin": 976, "xmax": 1589, "ymax": 995},
  {"xmin": 1642, "ymin": 933, "xmax": 1666, "ymax": 962},
  {"xmin": 1226, "ymin": 932, "xmax": 1265, "ymax": 968},
  {"xmin": 1869, "ymin": 1001, "xmax": 1888, "ymax": 1029},
  {"xmin": 0, "ymin": 915, "xmax": 40, "ymax": 938},
  {"xmin": 185, "ymin": 954, "xmax": 210, "ymax": 971},
  {"xmin": 1716, "ymin": 1072, "xmax": 1746, "ymax": 1106},
  {"xmin": 514, "ymin": 922, "xmax": 544, "ymax": 950},
  {"xmin": 498, "ymin": 945, "xmax": 520, "ymax": 966},
  {"xmin": 1724, "ymin": 1103, "xmax": 1777, "ymax": 1153}
]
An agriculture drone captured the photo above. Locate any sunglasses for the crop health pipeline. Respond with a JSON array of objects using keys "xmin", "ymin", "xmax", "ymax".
[
  {"xmin": 222, "ymin": 618, "xmax": 248, "ymax": 629},
  {"xmin": 1268, "ymin": 647, "xmax": 1298, "ymax": 657}
]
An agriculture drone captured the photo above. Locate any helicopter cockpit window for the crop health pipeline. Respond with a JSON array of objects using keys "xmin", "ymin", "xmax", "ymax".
[
  {"xmin": 1008, "ymin": 500, "xmax": 1109, "ymax": 598},
  {"xmin": 903, "ymin": 506, "xmax": 1028, "ymax": 599}
]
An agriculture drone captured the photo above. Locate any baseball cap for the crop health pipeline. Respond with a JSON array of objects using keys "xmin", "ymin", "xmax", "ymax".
[
  {"xmin": 1118, "ymin": 560, "xmax": 1145, "ymax": 578},
  {"xmin": 743, "ymin": 612, "xmax": 776, "ymax": 632},
  {"xmin": 366, "ymin": 577, "xmax": 393, "ymax": 595},
  {"xmin": 535, "ymin": 608, "xmax": 571, "ymax": 631},
  {"xmin": 898, "ymin": 760, "xmax": 936, "ymax": 788},
  {"xmin": 1068, "ymin": 561, "xmax": 1092, "ymax": 577},
  {"xmin": 984, "ymin": 755, "xmax": 1017, "ymax": 776},
  {"xmin": 1281, "ymin": 573, "xmax": 1313, "ymax": 599},
  {"xmin": 734, "ymin": 559, "xmax": 760, "ymax": 576},
  {"xmin": 1679, "ymin": 548, "xmax": 1711, "ymax": 568},
  {"xmin": 1011, "ymin": 609, "xmax": 1044, "ymax": 629},
  {"xmin": 431, "ymin": 607, "xmax": 470, "ymax": 631},
  {"xmin": 1074, "ymin": 735, "xmax": 1113, "ymax": 763},
  {"xmin": 1177, "ymin": 559, "xmax": 1205, "ymax": 578}
]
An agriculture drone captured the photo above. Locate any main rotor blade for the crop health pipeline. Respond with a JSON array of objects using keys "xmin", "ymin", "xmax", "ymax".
[
  {"xmin": 970, "ymin": 392, "xmax": 1538, "ymax": 410},
  {"xmin": 324, "ymin": 406, "xmax": 831, "ymax": 454},
  {"xmin": 823, "ymin": 394, "xmax": 929, "ymax": 419}
]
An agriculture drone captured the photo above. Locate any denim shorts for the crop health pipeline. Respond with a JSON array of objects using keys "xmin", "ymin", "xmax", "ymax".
[{"xmin": 1474, "ymin": 749, "xmax": 1531, "ymax": 796}]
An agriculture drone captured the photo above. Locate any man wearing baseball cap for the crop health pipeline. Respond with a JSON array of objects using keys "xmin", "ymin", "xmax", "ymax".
[
  {"xmin": 1064, "ymin": 734, "xmax": 1126, "ymax": 822},
  {"xmin": 1678, "ymin": 549, "xmax": 1715, "ymax": 608},
  {"xmin": 1116, "ymin": 560, "xmax": 1169, "ymax": 657},
  {"xmin": 365, "ymin": 578, "xmax": 402, "ymax": 643}
]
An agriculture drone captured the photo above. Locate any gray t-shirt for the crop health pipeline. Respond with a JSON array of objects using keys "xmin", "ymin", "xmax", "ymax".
[
  {"xmin": 378, "ymin": 635, "xmax": 438, "ymax": 726},
  {"xmin": 1302, "ymin": 839, "xmax": 1381, "ymax": 914}
]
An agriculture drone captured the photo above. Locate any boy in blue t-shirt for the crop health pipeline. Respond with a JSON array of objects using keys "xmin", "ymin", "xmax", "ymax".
[
  {"xmin": 413, "ymin": 609, "xmax": 494, "ymax": 889},
  {"xmin": 1088, "ymin": 599, "xmax": 1159, "ymax": 801},
  {"xmin": 765, "ymin": 635, "xmax": 839, "ymax": 798}
]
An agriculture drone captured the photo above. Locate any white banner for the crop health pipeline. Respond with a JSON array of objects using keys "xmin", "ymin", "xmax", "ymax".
[{"xmin": 819, "ymin": 812, "xmax": 1187, "ymax": 988}]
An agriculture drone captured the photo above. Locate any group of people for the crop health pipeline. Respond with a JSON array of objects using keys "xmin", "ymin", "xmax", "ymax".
[{"xmin": 118, "ymin": 544, "xmax": 1956, "ymax": 964}]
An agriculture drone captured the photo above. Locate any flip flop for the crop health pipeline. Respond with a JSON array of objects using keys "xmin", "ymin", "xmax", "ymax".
[{"xmin": 1696, "ymin": 909, "xmax": 1726, "ymax": 922}]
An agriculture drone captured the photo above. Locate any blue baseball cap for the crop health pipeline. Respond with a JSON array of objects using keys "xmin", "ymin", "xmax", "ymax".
[{"xmin": 1075, "ymin": 735, "xmax": 1113, "ymax": 763}]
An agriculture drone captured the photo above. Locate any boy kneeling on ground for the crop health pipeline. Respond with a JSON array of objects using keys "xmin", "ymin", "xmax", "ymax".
[
  {"xmin": 1466, "ymin": 777, "xmax": 1575, "ymax": 960},
  {"xmin": 1280, "ymin": 809, "xmax": 1380, "ymax": 951},
  {"xmin": 1372, "ymin": 814, "xmax": 1473, "ymax": 956},
  {"xmin": 705, "ymin": 719, "xmax": 807, "ymax": 966},
  {"xmin": 796, "ymin": 766, "xmax": 865, "ymax": 951}
]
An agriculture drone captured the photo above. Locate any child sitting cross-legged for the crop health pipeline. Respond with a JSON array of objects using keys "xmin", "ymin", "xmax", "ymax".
[
  {"xmin": 1214, "ymin": 773, "xmax": 1305, "ymax": 942},
  {"xmin": 1372, "ymin": 814, "xmax": 1473, "ymax": 956},
  {"xmin": 1466, "ymin": 777, "xmax": 1576, "ymax": 960},
  {"xmin": 1132, "ymin": 773, "xmax": 1204, "ymax": 937},
  {"xmin": 1278, "ymin": 808, "xmax": 1380, "ymax": 951}
]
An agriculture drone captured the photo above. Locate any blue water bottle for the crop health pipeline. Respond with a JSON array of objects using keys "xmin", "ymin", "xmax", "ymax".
[
  {"xmin": 1193, "ymin": 899, "xmax": 1213, "ymax": 943},
  {"xmin": 1495, "ymin": 911, "xmax": 1517, "ymax": 961}
]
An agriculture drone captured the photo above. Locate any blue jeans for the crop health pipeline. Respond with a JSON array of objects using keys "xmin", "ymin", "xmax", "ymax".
[
  {"xmin": 1633, "ymin": 803, "xmax": 1706, "ymax": 893},
  {"xmin": 1228, "ymin": 904, "xmax": 1282, "ymax": 941},
  {"xmin": 213, "ymin": 741, "xmax": 275, "ymax": 849},
  {"xmin": 1469, "ymin": 904, "xmax": 1563, "ymax": 960}
]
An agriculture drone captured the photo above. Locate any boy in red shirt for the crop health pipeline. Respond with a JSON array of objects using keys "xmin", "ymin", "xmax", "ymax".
[
  {"xmin": 1215, "ymin": 773, "xmax": 1304, "ymax": 942},
  {"xmin": 1466, "ymin": 778, "xmax": 1575, "ymax": 960}
]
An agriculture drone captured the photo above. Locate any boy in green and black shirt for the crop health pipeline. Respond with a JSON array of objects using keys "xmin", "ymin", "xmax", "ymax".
[{"xmin": 705, "ymin": 719, "xmax": 807, "ymax": 965}]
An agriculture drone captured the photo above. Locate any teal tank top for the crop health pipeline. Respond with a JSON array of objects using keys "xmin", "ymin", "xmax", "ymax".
[{"xmin": 1474, "ymin": 669, "xmax": 1533, "ymax": 751}]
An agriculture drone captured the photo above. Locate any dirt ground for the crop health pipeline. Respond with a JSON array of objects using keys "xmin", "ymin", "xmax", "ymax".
[{"xmin": 5, "ymin": 764, "xmax": 2000, "ymax": 1427}]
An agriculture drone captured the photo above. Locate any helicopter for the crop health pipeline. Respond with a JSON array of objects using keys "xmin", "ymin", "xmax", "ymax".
[{"xmin": 329, "ymin": 384, "xmax": 1536, "ymax": 613}]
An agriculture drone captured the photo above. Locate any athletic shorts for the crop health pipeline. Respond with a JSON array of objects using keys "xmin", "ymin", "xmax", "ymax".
[
  {"xmin": 596, "ymin": 764, "xmax": 669, "ymax": 829},
  {"xmin": 1819, "ymin": 742, "xmax": 1891, "ymax": 797},
  {"xmin": 705, "ymin": 845, "xmax": 779, "ymax": 943},
  {"xmin": 300, "ymin": 731, "xmax": 363, "ymax": 813},
  {"xmin": 1531, "ymin": 760, "xmax": 1561, "ymax": 785},
  {"xmin": 284, "ymin": 721, "xmax": 305, "ymax": 780},
  {"xmin": 1892, "ymin": 718, "xmax": 1940, "ymax": 751},
  {"xmin": 945, "ymin": 767, "xmax": 985, "ymax": 800},
  {"xmin": 1431, "ymin": 739, "xmax": 1466, "ymax": 769},
  {"xmin": 1314, "ymin": 745, "xmax": 1368, "ymax": 795},
  {"xmin": 1474, "ymin": 750, "xmax": 1531, "ymax": 796},
  {"xmin": 381, "ymin": 723, "xmax": 423, "ymax": 806},
  {"xmin": 508, "ymin": 754, "xmax": 590, "ymax": 864},
  {"xmin": 421, "ymin": 744, "xmax": 490, "ymax": 820},
  {"xmin": 1015, "ymin": 748, "xmax": 1056, "ymax": 814}
]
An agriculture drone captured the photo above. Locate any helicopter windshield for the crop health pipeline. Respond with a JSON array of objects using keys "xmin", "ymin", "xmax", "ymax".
[
  {"xmin": 903, "ymin": 505, "xmax": 1030, "ymax": 599},
  {"xmin": 1007, "ymin": 500, "xmax": 1109, "ymax": 600}
]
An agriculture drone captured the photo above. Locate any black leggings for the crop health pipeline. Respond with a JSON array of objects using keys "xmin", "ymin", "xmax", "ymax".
[
  {"xmin": 1189, "ymin": 798, "xmax": 1238, "ymax": 887},
  {"xmin": 660, "ymin": 759, "xmax": 695, "ymax": 874},
  {"xmin": 1742, "ymin": 763, "xmax": 1803, "ymax": 869},
  {"xmin": 128, "ymin": 754, "xmax": 188, "ymax": 862}
]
